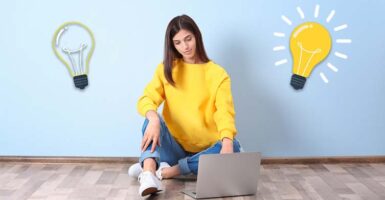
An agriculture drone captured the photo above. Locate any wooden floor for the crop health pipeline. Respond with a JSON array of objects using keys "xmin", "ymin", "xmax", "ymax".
[{"xmin": 1, "ymin": 162, "xmax": 385, "ymax": 200}]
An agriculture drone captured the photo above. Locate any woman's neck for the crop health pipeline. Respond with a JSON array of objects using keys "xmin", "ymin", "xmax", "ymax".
[{"xmin": 183, "ymin": 56, "xmax": 202, "ymax": 64}]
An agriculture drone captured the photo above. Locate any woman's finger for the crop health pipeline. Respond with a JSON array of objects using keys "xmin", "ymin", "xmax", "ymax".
[
  {"xmin": 140, "ymin": 135, "xmax": 147, "ymax": 150},
  {"xmin": 151, "ymin": 138, "xmax": 157, "ymax": 153},
  {"xmin": 143, "ymin": 138, "xmax": 152, "ymax": 152}
]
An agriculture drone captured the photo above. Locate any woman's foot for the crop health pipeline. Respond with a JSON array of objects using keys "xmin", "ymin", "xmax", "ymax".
[
  {"xmin": 155, "ymin": 162, "xmax": 170, "ymax": 180},
  {"xmin": 138, "ymin": 171, "xmax": 162, "ymax": 196},
  {"xmin": 159, "ymin": 165, "xmax": 181, "ymax": 179}
]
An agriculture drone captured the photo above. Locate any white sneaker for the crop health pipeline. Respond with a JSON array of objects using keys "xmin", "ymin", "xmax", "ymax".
[
  {"xmin": 138, "ymin": 171, "xmax": 162, "ymax": 196},
  {"xmin": 156, "ymin": 162, "xmax": 170, "ymax": 180},
  {"xmin": 128, "ymin": 163, "xmax": 142, "ymax": 178},
  {"xmin": 128, "ymin": 162, "xmax": 170, "ymax": 180}
]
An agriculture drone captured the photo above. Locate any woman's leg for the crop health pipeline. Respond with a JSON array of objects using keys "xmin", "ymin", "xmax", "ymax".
[
  {"xmin": 176, "ymin": 139, "xmax": 242, "ymax": 175},
  {"xmin": 139, "ymin": 115, "xmax": 187, "ymax": 172}
]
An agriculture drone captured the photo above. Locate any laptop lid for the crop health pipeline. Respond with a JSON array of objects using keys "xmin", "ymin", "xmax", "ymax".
[{"xmin": 193, "ymin": 152, "xmax": 261, "ymax": 199}]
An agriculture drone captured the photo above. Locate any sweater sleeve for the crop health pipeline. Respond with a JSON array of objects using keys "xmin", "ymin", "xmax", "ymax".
[
  {"xmin": 137, "ymin": 64, "xmax": 165, "ymax": 117},
  {"xmin": 213, "ymin": 71, "xmax": 237, "ymax": 140}
]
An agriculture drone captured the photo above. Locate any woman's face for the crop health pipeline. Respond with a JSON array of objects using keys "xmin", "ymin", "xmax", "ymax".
[{"xmin": 172, "ymin": 29, "xmax": 197, "ymax": 62}]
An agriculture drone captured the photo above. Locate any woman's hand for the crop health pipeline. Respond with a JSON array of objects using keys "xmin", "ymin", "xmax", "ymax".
[
  {"xmin": 141, "ymin": 111, "xmax": 161, "ymax": 153},
  {"xmin": 220, "ymin": 137, "xmax": 234, "ymax": 154}
]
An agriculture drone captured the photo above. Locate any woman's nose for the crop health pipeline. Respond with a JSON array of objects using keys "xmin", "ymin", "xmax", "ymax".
[{"xmin": 183, "ymin": 42, "xmax": 189, "ymax": 50}]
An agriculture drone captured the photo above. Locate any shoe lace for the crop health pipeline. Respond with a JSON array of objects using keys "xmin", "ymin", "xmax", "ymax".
[
  {"xmin": 156, "ymin": 168, "xmax": 163, "ymax": 180},
  {"xmin": 138, "ymin": 172, "xmax": 148, "ymax": 182}
]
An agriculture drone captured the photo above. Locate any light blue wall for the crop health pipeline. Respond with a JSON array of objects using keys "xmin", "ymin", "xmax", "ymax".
[{"xmin": 1, "ymin": 0, "xmax": 384, "ymax": 157}]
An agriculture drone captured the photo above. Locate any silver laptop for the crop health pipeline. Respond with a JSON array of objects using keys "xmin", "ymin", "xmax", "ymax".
[{"xmin": 182, "ymin": 152, "xmax": 261, "ymax": 199}]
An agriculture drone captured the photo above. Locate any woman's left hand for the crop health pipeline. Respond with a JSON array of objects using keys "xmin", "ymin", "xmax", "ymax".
[{"xmin": 220, "ymin": 138, "xmax": 234, "ymax": 154}]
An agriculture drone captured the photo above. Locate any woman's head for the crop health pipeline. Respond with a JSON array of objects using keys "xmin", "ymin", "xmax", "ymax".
[{"xmin": 163, "ymin": 15, "xmax": 209, "ymax": 86}]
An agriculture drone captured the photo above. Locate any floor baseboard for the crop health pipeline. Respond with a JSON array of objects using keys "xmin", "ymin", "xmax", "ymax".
[
  {"xmin": 1, "ymin": 155, "xmax": 385, "ymax": 164},
  {"xmin": 261, "ymin": 156, "xmax": 385, "ymax": 164},
  {"xmin": 0, "ymin": 156, "xmax": 138, "ymax": 164}
]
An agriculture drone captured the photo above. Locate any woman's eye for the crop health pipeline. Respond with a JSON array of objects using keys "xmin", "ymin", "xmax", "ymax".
[{"xmin": 186, "ymin": 37, "xmax": 192, "ymax": 41}]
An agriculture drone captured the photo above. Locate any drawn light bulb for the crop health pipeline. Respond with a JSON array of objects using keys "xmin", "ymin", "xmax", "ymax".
[
  {"xmin": 52, "ymin": 21, "xmax": 95, "ymax": 89},
  {"xmin": 289, "ymin": 22, "xmax": 331, "ymax": 90}
]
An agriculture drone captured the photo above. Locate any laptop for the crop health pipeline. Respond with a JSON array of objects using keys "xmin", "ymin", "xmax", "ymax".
[{"xmin": 182, "ymin": 152, "xmax": 261, "ymax": 199}]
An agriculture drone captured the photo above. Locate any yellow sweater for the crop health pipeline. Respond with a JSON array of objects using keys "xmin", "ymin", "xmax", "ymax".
[{"xmin": 137, "ymin": 60, "xmax": 237, "ymax": 152}]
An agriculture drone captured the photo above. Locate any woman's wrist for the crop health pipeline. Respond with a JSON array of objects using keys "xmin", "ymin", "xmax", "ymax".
[
  {"xmin": 222, "ymin": 137, "xmax": 233, "ymax": 145},
  {"xmin": 146, "ymin": 110, "xmax": 160, "ymax": 122},
  {"xmin": 220, "ymin": 137, "xmax": 234, "ymax": 153}
]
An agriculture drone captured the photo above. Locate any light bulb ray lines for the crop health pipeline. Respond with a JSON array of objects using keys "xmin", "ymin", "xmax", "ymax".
[
  {"xmin": 327, "ymin": 63, "xmax": 338, "ymax": 72},
  {"xmin": 281, "ymin": 15, "xmax": 292, "ymax": 26},
  {"xmin": 273, "ymin": 32, "xmax": 285, "ymax": 37},
  {"xmin": 335, "ymin": 51, "xmax": 348, "ymax": 59},
  {"xmin": 275, "ymin": 59, "xmax": 288, "ymax": 66},
  {"xmin": 273, "ymin": 46, "xmax": 286, "ymax": 51},
  {"xmin": 296, "ymin": 6, "xmax": 305, "ymax": 19},
  {"xmin": 320, "ymin": 72, "xmax": 329, "ymax": 83},
  {"xmin": 336, "ymin": 39, "xmax": 352, "ymax": 44},
  {"xmin": 314, "ymin": 4, "xmax": 320, "ymax": 18},
  {"xmin": 334, "ymin": 24, "xmax": 348, "ymax": 32},
  {"xmin": 326, "ymin": 10, "xmax": 335, "ymax": 23}
]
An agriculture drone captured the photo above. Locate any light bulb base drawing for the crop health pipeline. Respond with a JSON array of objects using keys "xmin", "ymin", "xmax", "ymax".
[
  {"xmin": 290, "ymin": 74, "xmax": 307, "ymax": 90},
  {"xmin": 73, "ymin": 75, "xmax": 88, "ymax": 89}
]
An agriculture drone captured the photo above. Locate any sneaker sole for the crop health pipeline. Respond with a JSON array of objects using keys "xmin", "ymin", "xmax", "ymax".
[{"xmin": 141, "ymin": 187, "xmax": 160, "ymax": 196}]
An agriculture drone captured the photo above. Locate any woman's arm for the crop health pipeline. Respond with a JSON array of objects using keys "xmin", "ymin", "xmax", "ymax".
[
  {"xmin": 213, "ymin": 70, "xmax": 237, "ymax": 154},
  {"xmin": 137, "ymin": 64, "xmax": 165, "ymax": 152}
]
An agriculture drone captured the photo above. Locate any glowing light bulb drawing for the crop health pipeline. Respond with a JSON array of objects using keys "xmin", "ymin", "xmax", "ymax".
[
  {"xmin": 273, "ymin": 4, "xmax": 351, "ymax": 90},
  {"xmin": 290, "ymin": 22, "xmax": 331, "ymax": 89},
  {"xmin": 52, "ymin": 22, "xmax": 95, "ymax": 89}
]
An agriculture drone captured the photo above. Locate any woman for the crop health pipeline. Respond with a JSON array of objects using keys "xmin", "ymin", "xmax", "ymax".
[{"xmin": 128, "ymin": 14, "xmax": 242, "ymax": 197}]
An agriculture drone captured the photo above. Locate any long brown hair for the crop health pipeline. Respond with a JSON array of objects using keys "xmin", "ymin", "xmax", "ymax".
[{"xmin": 163, "ymin": 15, "xmax": 209, "ymax": 86}]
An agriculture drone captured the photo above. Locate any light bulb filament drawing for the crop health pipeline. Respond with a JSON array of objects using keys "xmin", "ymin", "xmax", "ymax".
[
  {"xmin": 61, "ymin": 43, "xmax": 88, "ymax": 76},
  {"xmin": 296, "ymin": 42, "xmax": 321, "ymax": 76}
]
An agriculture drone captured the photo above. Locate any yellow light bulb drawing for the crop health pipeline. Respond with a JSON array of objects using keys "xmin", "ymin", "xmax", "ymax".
[
  {"xmin": 274, "ymin": 4, "xmax": 351, "ymax": 90},
  {"xmin": 289, "ymin": 22, "xmax": 331, "ymax": 90}
]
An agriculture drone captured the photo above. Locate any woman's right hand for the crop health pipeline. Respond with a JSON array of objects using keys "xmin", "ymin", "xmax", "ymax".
[{"xmin": 141, "ymin": 111, "xmax": 161, "ymax": 153}]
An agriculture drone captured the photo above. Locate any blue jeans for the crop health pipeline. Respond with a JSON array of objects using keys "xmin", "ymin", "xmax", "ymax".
[{"xmin": 139, "ymin": 116, "xmax": 242, "ymax": 175}]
